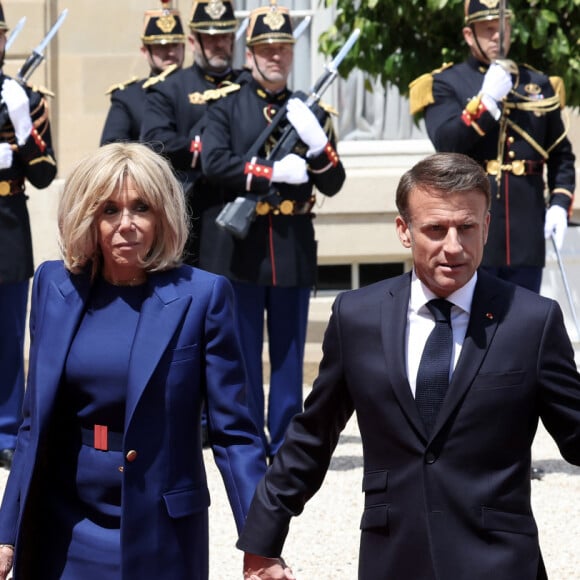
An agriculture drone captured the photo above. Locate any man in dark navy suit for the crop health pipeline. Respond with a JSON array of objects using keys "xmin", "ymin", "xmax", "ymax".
[{"xmin": 238, "ymin": 153, "xmax": 580, "ymax": 580}]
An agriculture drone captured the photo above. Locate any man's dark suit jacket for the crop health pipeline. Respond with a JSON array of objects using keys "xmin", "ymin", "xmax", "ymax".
[{"xmin": 237, "ymin": 270, "xmax": 580, "ymax": 579}]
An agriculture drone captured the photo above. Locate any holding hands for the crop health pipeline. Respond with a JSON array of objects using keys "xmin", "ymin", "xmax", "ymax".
[
  {"xmin": 243, "ymin": 553, "xmax": 296, "ymax": 580},
  {"xmin": 286, "ymin": 98, "xmax": 328, "ymax": 156},
  {"xmin": 1, "ymin": 79, "xmax": 33, "ymax": 145},
  {"xmin": 0, "ymin": 544, "xmax": 14, "ymax": 580}
]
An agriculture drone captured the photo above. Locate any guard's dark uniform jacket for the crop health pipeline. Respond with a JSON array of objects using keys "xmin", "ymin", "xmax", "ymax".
[
  {"xmin": 141, "ymin": 63, "xmax": 241, "ymax": 185},
  {"xmin": 100, "ymin": 77, "xmax": 145, "ymax": 144},
  {"xmin": 412, "ymin": 56, "xmax": 575, "ymax": 268},
  {"xmin": 141, "ymin": 64, "xmax": 243, "ymax": 265},
  {"xmin": 200, "ymin": 77, "xmax": 345, "ymax": 287},
  {"xmin": 0, "ymin": 75, "xmax": 57, "ymax": 284},
  {"xmin": 100, "ymin": 66, "xmax": 178, "ymax": 145}
]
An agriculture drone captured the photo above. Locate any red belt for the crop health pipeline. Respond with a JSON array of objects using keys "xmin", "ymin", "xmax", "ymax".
[{"xmin": 81, "ymin": 425, "xmax": 124, "ymax": 451}]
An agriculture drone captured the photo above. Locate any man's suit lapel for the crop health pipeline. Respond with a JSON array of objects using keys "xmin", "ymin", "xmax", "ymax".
[
  {"xmin": 433, "ymin": 271, "xmax": 505, "ymax": 437},
  {"xmin": 380, "ymin": 274, "xmax": 428, "ymax": 437},
  {"xmin": 125, "ymin": 271, "xmax": 191, "ymax": 428}
]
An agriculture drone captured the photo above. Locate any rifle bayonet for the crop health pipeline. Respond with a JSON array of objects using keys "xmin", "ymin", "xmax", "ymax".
[{"xmin": 17, "ymin": 8, "xmax": 68, "ymax": 83}]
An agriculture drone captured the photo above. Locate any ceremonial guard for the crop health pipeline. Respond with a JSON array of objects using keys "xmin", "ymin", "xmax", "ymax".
[
  {"xmin": 200, "ymin": 1, "xmax": 345, "ymax": 459},
  {"xmin": 100, "ymin": 1, "xmax": 186, "ymax": 144},
  {"xmin": 141, "ymin": 0, "xmax": 239, "ymax": 265},
  {"xmin": 0, "ymin": 3, "xmax": 57, "ymax": 468},
  {"xmin": 410, "ymin": 0, "xmax": 575, "ymax": 294}
]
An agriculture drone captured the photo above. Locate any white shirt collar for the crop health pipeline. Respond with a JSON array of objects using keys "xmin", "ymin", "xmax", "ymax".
[{"xmin": 410, "ymin": 270, "xmax": 477, "ymax": 316}]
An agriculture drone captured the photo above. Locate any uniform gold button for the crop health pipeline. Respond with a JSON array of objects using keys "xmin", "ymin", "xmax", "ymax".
[
  {"xmin": 0, "ymin": 182, "xmax": 10, "ymax": 196},
  {"xmin": 508, "ymin": 151, "xmax": 516, "ymax": 159},
  {"xmin": 508, "ymin": 136, "xmax": 515, "ymax": 144},
  {"xmin": 126, "ymin": 450, "xmax": 138, "ymax": 462}
]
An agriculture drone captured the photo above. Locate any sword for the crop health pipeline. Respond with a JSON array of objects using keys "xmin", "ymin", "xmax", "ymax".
[
  {"xmin": 498, "ymin": 0, "xmax": 506, "ymax": 59},
  {"xmin": 552, "ymin": 234, "xmax": 580, "ymax": 340},
  {"xmin": 17, "ymin": 8, "xmax": 68, "ymax": 83},
  {"xmin": 5, "ymin": 16, "xmax": 26, "ymax": 52}
]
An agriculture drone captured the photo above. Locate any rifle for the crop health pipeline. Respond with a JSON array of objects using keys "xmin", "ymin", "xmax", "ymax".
[{"xmin": 216, "ymin": 28, "xmax": 360, "ymax": 239}]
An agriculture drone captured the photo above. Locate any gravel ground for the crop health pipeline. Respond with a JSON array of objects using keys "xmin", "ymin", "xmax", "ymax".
[{"xmin": 0, "ymin": 401, "xmax": 577, "ymax": 579}]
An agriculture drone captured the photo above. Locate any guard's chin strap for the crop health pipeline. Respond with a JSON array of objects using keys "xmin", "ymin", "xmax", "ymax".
[
  {"xmin": 145, "ymin": 46, "xmax": 163, "ymax": 76},
  {"xmin": 249, "ymin": 48, "xmax": 274, "ymax": 85},
  {"xmin": 470, "ymin": 25, "xmax": 491, "ymax": 65},
  {"xmin": 195, "ymin": 33, "xmax": 211, "ymax": 70}
]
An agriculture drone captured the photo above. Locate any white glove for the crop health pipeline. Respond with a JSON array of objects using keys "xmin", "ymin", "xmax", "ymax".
[
  {"xmin": 286, "ymin": 97, "xmax": 328, "ymax": 156},
  {"xmin": 544, "ymin": 205, "xmax": 568, "ymax": 250},
  {"xmin": 1, "ymin": 79, "xmax": 33, "ymax": 145},
  {"xmin": 0, "ymin": 142, "xmax": 13, "ymax": 169},
  {"xmin": 271, "ymin": 153, "xmax": 308, "ymax": 184},
  {"xmin": 480, "ymin": 62, "xmax": 513, "ymax": 119},
  {"xmin": 481, "ymin": 62, "xmax": 513, "ymax": 102}
]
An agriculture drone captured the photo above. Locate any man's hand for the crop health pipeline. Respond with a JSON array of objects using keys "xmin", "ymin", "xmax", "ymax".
[
  {"xmin": 481, "ymin": 62, "xmax": 512, "ymax": 103},
  {"xmin": 286, "ymin": 98, "xmax": 327, "ymax": 156},
  {"xmin": 544, "ymin": 205, "xmax": 568, "ymax": 250},
  {"xmin": 243, "ymin": 552, "xmax": 296, "ymax": 580},
  {"xmin": 0, "ymin": 143, "xmax": 13, "ymax": 170},
  {"xmin": 480, "ymin": 62, "xmax": 512, "ymax": 119},
  {"xmin": 1, "ymin": 79, "xmax": 33, "ymax": 145},
  {"xmin": 272, "ymin": 153, "xmax": 308, "ymax": 185}
]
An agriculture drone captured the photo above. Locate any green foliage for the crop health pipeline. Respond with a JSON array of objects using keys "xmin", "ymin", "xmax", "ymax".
[{"xmin": 319, "ymin": 0, "xmax": 580, "ymax": 109}]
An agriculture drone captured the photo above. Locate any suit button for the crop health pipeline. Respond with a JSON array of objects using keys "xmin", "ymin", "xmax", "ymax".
[
  {"xmin": 126, "ymin": 450, "xmax": 138, "ymax": 462},
  {"xmin": 425, "ymin": 452, "xmax": 437, "ymax": 464},
  {"xmin": 118, "ymin": 466, "xmax": 124, "ymax": 473}
]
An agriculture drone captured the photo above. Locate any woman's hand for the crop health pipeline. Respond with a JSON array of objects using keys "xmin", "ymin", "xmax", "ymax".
[{"xmin": 0, "ymin": 544, "xmax": 14, "ymax": 580}]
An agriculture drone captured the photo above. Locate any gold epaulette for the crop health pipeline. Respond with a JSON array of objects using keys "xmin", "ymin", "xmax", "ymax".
[
  {"xmin": 30, "ymin": 85, "xmax": 55, "ymax": 98},
  {"xmin": 202, "ymin": 81, "xmax": 241, "ymax": 101},
  {"xmin": 105, "ymin": 76, "xmax": 139, "ymax": 95},
  {"xmin": 408, "ymin": 62, "xmax": 453, "ymax": 115},
  {"xmin": 319, "ymin": 100, "xmax": 339, "ymax": 117},
  {"xmin": 142, "ymin": 64, "xmax": 179, "ymax": 89},
  {"xmin": 549, "ymin": 76, "xmax": 566, "ymax": 109}
]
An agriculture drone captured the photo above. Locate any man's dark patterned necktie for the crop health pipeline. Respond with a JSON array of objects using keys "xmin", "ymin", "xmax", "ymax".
[{"xmin": 415, "ymin": 299, "xmax": 453, "ymax": 436}]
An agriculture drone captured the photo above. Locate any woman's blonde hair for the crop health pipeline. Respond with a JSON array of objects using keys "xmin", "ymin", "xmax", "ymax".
[{"xmin": 58, "ymin": 142, "xmax": 188, "ymax": 277}]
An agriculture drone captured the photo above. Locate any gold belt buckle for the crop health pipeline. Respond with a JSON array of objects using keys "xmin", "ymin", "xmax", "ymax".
[
  {"xmin": 0, "ymin": 181, "xmax": 11, "ymax": 196},
  {"xmin": 511, "ymin": 160, "xmax": 525, "ymax": 176},
  {"xmin": 279, "ymin": 200, "xmax": 294, "ymax": 215},
  {"xmin": 255, "ymin": 201, "xmax": 271, "ymax": 216},
  {"xmin": 486, "ymin": 160, "xmax": 500, "ymax": 176}
]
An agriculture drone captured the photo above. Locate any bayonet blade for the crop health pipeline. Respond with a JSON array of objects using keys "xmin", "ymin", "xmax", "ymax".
[
  {"xmin": 35, "ymin": 8, "xmax": 68, "ymax": 55},
  {"xmin": 6, "ymin": 17, "xmax": 26, "ymax": 52}
]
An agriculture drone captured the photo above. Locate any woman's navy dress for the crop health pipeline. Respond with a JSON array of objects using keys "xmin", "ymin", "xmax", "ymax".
[{"xmin": 38, "ymin": 279, "xmax": 146, "ymax": 579}]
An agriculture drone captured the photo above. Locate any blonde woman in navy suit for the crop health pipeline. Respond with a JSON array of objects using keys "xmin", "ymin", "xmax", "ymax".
[{"xmin": 0, "ymin": 142, "xmax": 266, "ymax": 579}]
